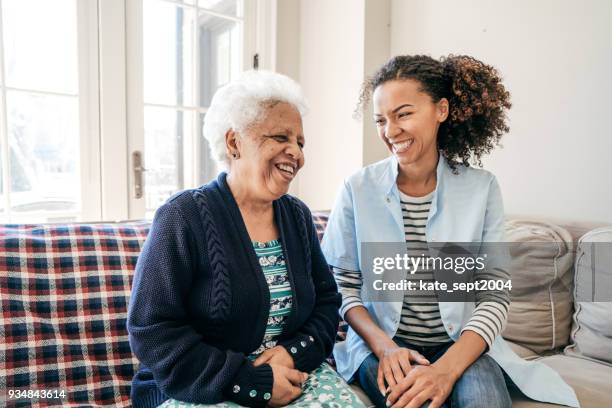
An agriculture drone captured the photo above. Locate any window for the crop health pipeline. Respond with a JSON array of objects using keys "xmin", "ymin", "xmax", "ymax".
[
  {"xmin": 134, "ymin": 0, "xmax": 246, "ymax": 218},
  {"xmin": 0, "ymin": 0, "xmax": 100, "ymax": 223},
  {"xmin": 0, "ymin": 0, "xmax": 270, "ymax": 223}
]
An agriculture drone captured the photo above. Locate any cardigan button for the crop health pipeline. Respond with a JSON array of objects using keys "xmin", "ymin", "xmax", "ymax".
[
  {"xmin": 309, "ymin": 336, "xmax": 314, "ymax": 342},
  {"xmin": 290, "ymin": 346, "xmax": 298, "ymax": 354},
  {"xmin": 249, "ymin": 390, "xmax": 257, "ymax": 397},
  {"xmin": 300, "ymin": 341, "xmax": 307, "ymax": 347},
  {"xmin": 263, "ymin": 392, "xmax": 271, "ymax": 400},
  {"xmin": 232, "ymin": 385, "xmax": 240, "ymax": 393}
]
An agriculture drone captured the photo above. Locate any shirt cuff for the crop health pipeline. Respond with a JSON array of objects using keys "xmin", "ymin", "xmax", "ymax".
[
  {"xmin": 461, "ymin": 325, "xmax": 494, "ymax": 350},
  {"xmin": 339, "ymin": 299, "xmax": 364, "ymax": 320},
  {"xmin": 278, "ymin": 333, "xmax": 319, "ymax": 372},
  {"xmin": 224, "ymin": 361, "xmax": 274, "ymax": 407}
]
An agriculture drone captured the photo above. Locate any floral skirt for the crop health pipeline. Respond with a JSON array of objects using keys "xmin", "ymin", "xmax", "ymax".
[{"xmin": 157, "ymin": 362, "xmax": 366, "ymax": 408}]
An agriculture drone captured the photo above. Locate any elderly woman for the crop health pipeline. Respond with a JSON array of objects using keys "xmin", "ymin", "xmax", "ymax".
[
  {"xmin": 127, "ymin": 70, "xmax": 365, "ymax": 408},
  {"xmin": 322, "ymin": 55, "xmax": 578, "ymax": 408}
]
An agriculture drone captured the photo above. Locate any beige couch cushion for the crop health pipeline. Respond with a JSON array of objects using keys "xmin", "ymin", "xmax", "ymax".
[
  {"xmin": 510, "ymin": 355, "xmax": 612, "ymax": 407},
  {"xmin": 505, "ymin": 340, "xmax": 540, "ymax": 360},
  {"xmin": 565, "ymin": 227, "xmax": 612, "ymax": 365},
  {"xmin": 502, "ymin": 221, "xmax": 574, "ymax": 354}
]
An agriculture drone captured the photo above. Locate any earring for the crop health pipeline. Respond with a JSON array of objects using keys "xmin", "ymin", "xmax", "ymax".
[{"xmin": 232, "ymin": 152, "xmax": 240, "ymax": 159}]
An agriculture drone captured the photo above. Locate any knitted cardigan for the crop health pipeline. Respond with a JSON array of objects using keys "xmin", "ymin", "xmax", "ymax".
[{"xmin": 127, "ymin": 172, "xmax": 341, "ymax": 408}]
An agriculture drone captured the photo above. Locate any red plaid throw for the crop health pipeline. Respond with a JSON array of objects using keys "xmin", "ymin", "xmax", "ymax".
[{"xmin": 1, "ymin": 222, "xmax": 149, "ymax": 407}]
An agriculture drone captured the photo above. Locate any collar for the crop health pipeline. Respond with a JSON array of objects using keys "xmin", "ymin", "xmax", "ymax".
[
  {"xmin": 379, "ymin": 152, "xmax": 450, "ymax": 223},
  {"xmin": 380, "ymin": 151, "xmax": 449, "ymax": 196}
]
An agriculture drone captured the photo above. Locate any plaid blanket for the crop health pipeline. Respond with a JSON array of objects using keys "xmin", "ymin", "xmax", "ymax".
[
  {"xmin": 1, "ymin": 212, "xmax": 343, "ymax": 407},
  {"xmin": 1, "ymin": 222, "xmax": 150, "ymax": 407}
]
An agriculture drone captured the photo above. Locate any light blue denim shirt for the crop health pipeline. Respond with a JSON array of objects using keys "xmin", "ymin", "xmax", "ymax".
[{"xmin": 321, "ymin": 154, "xmax": 579, "ymax": 407}]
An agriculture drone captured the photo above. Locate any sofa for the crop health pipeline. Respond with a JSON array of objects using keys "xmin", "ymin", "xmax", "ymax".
[{"xmin": 1, "ymin": 213, "xmax": 611, "ymax": 407}]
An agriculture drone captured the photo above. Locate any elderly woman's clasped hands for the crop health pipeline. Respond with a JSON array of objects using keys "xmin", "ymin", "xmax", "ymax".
[{"xmin": 253, "ymin": 346, "xmax": 307, "ymax": 407}]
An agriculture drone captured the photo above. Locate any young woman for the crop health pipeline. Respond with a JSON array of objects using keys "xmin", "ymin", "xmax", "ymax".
[{"xmin": 322, "ymin": 55, "xmax": 578, "ymax": 408}]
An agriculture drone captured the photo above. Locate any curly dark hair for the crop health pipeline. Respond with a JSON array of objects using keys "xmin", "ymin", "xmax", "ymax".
[{"xmin": 358, "ymin": 55, "xmax": 511, "ymax": 170}]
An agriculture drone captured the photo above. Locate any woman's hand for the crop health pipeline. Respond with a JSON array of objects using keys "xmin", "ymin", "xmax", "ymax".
[
  {"xmin": 253, "ymin": 346, "xmax": 295, "ymax": 369},
  {"xmin": 268, "ymin": 364, "xmax": 308, "ymax": 407},
  {"xmin": 386, "ymin": 364, "xmax": 455, "ymax": 408},
  {"xmin": 377, "ymin": 346, "xmax": 430, "ymax": 396}
]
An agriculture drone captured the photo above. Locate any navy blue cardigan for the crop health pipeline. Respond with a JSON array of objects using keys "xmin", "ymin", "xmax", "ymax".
[{"xmin": 127, "ymin": 173, "xmax": 341, "ymax": 408}]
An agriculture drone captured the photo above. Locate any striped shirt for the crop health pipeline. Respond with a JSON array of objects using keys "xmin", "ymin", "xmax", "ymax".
[
  {"xmin": 396, "ymin": 190, "xmax": 450, "ymax": 345},
  {"xmin": 332, "ymin": 190, "xmax": 510, "ymax": 348}
]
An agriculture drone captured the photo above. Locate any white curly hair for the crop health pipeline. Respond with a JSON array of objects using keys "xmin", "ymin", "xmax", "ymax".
[{"xmin": 203, "ymin": 70, "xmax": 309, "ymax": 168}]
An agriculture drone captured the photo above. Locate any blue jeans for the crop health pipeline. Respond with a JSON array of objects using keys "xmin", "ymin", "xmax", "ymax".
[{"xmin": 356, "ymin": 337, "xmax": 511, "ymax": 408}]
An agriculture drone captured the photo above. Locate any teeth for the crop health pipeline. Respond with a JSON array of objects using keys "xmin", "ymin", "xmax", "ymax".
[
  {"xmin": 392, "ymin": 139, "xmax": 413, "ymax": 153},
  {"xmin": 277, "ymin": 164, "xmax": 295, "ymax": 174}
]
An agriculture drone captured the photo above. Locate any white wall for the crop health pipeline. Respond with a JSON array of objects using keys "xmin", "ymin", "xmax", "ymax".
[
  {"xmin": 275, "ymin": 0, "xmax": 300, "ymax": 82},
  {"xmin": 276, "ymin": 0, "xmax": 391, "ymax": 210},
  {"xmin": 391, "ymin": 0, "xmax": 612, "ymax": 223},
  {"xmin": 362, "ymin": 0, "xmax": 392, "ymax": 166},
  {"xmin": 295, "ymin": 0, "xmax": 365, "ymax": 210}
]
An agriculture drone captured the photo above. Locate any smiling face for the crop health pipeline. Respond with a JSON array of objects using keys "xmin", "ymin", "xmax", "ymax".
[
  {"xmin": 373, "ymin": 79, "xmax": 448, "ymax": 168},
  {"xmin": 228, "ymin": 101, "xmax": 305, "ymax": 202}
]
